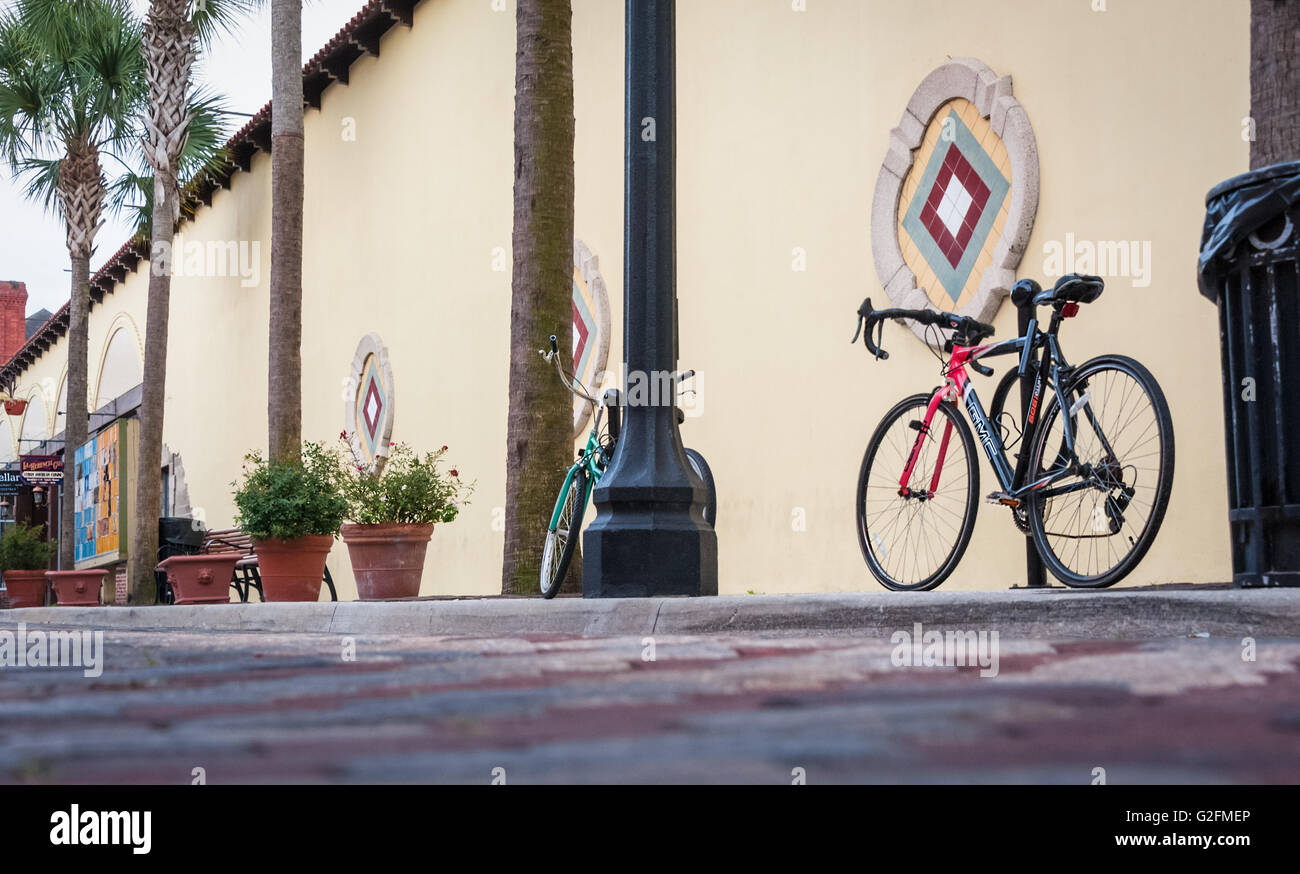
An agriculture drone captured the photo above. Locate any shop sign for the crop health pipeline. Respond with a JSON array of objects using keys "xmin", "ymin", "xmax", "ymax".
[{"xmin": 21, "ymin": 454, "xmax": 63, "ymax": 484}]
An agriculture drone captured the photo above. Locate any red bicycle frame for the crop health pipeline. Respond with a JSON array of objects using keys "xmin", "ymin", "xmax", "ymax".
[{"xmin": 898, "ymin": 338, "xmax": 1023, "ymax": 498}]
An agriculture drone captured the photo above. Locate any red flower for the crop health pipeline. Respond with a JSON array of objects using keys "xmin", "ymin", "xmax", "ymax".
[
  {"xmin": 450, "ymin": 469, "xmax": 459, "ymax": 478},
  {"xmin": 339, "ymin": 430, "xmax": 348, "ymax": 440},
  {"xmin": 441, "ymin": 445, "xmax": 448, "ymax": 451}
]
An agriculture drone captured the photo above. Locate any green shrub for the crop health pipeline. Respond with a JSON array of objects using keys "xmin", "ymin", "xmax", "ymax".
[
  {"xmin": 339, "ymin": 437, "xmax": 474, "ymax": 526},
  {"xmin": 232, "ymin": 442, "xmax": 348, "ymax": 540},
  {"xmin": 0, "ymin": 521, "xmax": 57, "ymax": 571}
]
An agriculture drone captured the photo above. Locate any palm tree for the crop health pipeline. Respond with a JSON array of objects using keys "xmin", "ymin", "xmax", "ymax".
[
  {"xmin": 129, "ymin": 0, "xmax": 251, "ymax": 604},
  {"xmin": 1250, "ymin": 0, "xmax": 1300, "ymax": 168},
  {"xmin": 501, "ymin": 0, "xmax": 575, "ymax": 595},
  {"xmin": 268, "ymin": 0, "xmax": 303, "ymax": 466},
  {"xmin": 0, "ymin": 0, "xmax": 145, "ymax": 570}
]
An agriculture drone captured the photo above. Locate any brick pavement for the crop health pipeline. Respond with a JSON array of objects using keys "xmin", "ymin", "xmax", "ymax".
[{"xmin": 1, "ymin": 625, "xmax": 1297, "ymax": 784}]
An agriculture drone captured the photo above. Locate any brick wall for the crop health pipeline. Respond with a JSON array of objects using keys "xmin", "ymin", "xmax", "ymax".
[{"xmin": 0, "ymin": 280, "xmax": 28, "ymax": 363}]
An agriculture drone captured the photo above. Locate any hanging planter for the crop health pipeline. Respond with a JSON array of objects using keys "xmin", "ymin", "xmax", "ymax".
[{"xmin": 3, "ymin": 399, "xmax": 27, "ymax": 416}]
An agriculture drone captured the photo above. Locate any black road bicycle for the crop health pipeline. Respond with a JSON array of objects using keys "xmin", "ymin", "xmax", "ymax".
[{"xmin": 851, "ymin": 274, "xmax": 1175, "ymax": 590}]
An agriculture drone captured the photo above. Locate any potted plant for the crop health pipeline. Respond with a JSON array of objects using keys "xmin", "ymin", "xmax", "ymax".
[
  {"xmin": 338, "ymin": 435, "xmax": 473, "ymax": 600},
  {"xmin": 232, "ymin": 442, "xmax": 348, "ymax": 602},
  {"xmin": 0, "ymin": 522, "xmax": 57, "ymax": 608}
]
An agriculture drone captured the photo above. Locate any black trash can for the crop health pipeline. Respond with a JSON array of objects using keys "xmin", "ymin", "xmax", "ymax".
[
  {"xmin": 1199, "ymin": 160, "xmax": 1300, "ymax": 587},
  {"xmin": 156, "ymin": 517, "xmax": 207, "ymax": 603},
  {"xmin": 158, "ymin": 516, "xmax": 206, "ymax": 558}
]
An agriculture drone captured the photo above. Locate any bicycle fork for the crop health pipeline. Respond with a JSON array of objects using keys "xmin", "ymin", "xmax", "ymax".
[{"xmin": 898, "ymin": 390, "xmax": 953, "ymax": 500}]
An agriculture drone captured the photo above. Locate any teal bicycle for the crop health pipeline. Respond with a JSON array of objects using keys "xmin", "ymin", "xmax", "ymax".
[{"xmin": 539, "ymin": 335, "xmax": 716, "ymax": 598}]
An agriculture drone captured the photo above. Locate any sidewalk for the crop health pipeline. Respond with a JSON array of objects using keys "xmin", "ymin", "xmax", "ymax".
[{"xmin": 5, "ymin": 585, "xmax": 1299, "ymax": 639}]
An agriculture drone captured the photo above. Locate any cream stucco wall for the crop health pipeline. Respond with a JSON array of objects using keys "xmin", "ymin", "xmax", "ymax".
[{"xmin": 6, "ymin": 0, "xmax": 1249, "ymax": 597}]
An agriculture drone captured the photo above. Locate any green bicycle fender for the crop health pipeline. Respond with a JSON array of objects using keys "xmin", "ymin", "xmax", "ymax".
[{"xmin": 548, "ymin": 463, "xmax": 586, "ymax": 532}]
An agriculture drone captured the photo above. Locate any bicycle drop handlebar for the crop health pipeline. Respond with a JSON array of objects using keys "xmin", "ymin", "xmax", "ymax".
[{"xmin": 851, "ymin": 298, "xmax": 995, "ymax": 360}]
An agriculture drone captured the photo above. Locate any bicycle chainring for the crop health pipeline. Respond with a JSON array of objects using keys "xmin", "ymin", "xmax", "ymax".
[{"xmin": 1011, "ymin": 505, "xmax": 1030, "ymax": 534}]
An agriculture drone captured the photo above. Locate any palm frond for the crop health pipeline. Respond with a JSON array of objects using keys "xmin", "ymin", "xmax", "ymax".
[
  {"xmin": 14, "ymin": 153, "xmax": 62, "ymax": 215},
  {"xmin": 190, "ymin": 0, "xmax": 260, "ymax": 48},
  {"xmin": 180, "ymin": 88, "xmax": 232, "ymax": 178},
  {"xmin": 105, "ymin": 164, "xmax": 151, "ymax": 233},
  {"xmin": 113, "ymin": 88, "xmax": 234, "ymax": 239}
]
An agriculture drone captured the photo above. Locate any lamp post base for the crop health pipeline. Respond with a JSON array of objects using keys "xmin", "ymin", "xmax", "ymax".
[{"xmin": 583, "ymin": 511, "xmax": 717, "ymax": 598}]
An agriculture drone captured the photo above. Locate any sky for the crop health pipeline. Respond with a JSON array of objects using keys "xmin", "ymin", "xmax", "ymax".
[{"xmin": 0, "ymin": 0, "xmax": 368, "ymax": 315}]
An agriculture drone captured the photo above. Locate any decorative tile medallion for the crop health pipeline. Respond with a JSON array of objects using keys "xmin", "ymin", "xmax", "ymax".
[
  {"xmin": 345, "ymin": 333, "xmax": 395, "ymax": 475},
  {"xmin": 572, "ymin": 238, "xmax": 611, "ymax": 438},
  {"xmin": 871, "ymin": 59, "xmax": 1039, "ymax": 343}
]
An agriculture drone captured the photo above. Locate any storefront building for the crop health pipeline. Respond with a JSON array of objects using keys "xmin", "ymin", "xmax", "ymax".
[{"xmin": 0, "ymin": 0, "xmax": 1250, "ymax": 598}]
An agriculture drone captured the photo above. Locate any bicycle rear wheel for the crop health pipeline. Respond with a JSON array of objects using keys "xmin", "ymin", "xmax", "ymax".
[
  {"xmin": 1025, "ymin": 355, "xmax": 1174, "ymax": 588},
  {"xmin": 540, "ymin": 467, "xmax": 588, "ymax": 599},
  {"xmin": 856, "ymin": 394, "xmax": 979, "ymax": 591}
]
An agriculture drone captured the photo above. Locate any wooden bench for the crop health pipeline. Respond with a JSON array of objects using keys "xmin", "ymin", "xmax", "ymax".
[{"xmin": 199, "ymin": 528, "xmax": 338, "ymax": 603}]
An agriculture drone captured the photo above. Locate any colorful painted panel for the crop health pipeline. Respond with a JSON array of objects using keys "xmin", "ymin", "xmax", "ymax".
[
  {"xmin": 899, "ymin": 100, "xmax": 1010, "ymax": 310},
  {"xmin": 74, "ymin": 422, "xmax": 123, "ymax": 565}
]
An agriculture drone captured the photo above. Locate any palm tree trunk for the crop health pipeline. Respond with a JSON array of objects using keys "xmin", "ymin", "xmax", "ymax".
[
  {"xmin": 269, "ymin": 0, "xmax": 304, "ymax": 465},
  {"xmin": 61, "ymin": 254, "xmax": 90, "ymax": 570},
  {"xmin": 502, "ymin": 0, "xmax": 576, "ymax": 595},
  {"xmin": 1250, "ymin": 0, "xmax": 1300, "ymax": 168},
  {"xmin": 56, "ymin": 138, "xmax": 104, "ymax": 570},
  {"xmin": 130, "ymin": 175, "xmax": 178, "ymax": 603},
  {"xmin": 131, "ymin": 0, "xmax": 195, "ymax": 603}
]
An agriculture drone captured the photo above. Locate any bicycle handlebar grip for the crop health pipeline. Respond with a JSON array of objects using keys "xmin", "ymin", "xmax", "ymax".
[{"xmin": 856, "ymin": 298, "xmax": 889, "ymax": 360}]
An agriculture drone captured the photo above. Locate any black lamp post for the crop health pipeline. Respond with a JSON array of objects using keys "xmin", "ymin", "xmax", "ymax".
[{"xmin": 582, "ymin": 0, "xmax": 717, "ymax": 598}]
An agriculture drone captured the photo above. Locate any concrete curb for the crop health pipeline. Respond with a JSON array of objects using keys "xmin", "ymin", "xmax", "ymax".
[{"xmin": 3, "ymin": 588, "xmax": 1299, "ymax": 639}]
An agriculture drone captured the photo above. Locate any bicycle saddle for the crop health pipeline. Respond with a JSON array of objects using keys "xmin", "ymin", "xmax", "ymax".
[
  {"xmin": 1010, "ymin": 274, "xmax": 1105, "ymax": 309},
  {"xmin": 1052, "ymin": 273, "xmax": 1105, "ymax": 304}
]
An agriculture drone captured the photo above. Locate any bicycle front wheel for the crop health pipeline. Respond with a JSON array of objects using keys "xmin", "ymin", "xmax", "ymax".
[
  {"xmin": 1026, "ymin": 355, "xmax": 1174, "ymax": 588},
  {"xmin": 540, "ymin": 467, "xmax": 588, "ymax": 599},
  {"xmin": 856, "ymin": 393, "xmax": 979, "ymax": 591}
]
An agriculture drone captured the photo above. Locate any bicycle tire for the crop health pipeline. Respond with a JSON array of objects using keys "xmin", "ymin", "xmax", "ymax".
[
  {"xmin": 856, "ymin": 393, "xmax": 980, "ymax": 591},
  {"xmin": 685, "ymin": 448, "xmax": 717, "ymax": 528},
  {"xmin": 1025, "ymin": 355, "xmax": 1174, "ymax": 588},
  {"xmin": 540, "ymin": 467, "xmax": 588, "ymax": 599}
]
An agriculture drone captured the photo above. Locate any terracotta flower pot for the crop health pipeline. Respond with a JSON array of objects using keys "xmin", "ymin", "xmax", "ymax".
[
  {"xmin": 341, "ymin": 523, "xmax": 434, "ymax": 600},
  {"xmin": 2, "ymin": 569, "xmax": 49, "ymax": 608},
  {"xmin": 252, "ymin": 535, "xmax": 334, "ymax": 602},
  {"xmin": 157, "ymin": 554, "xmax": 239, "ymax": 605},
  {"xmin": 46, "ymin": 570, "xmax": 108, "ymax": 607}
]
